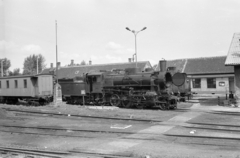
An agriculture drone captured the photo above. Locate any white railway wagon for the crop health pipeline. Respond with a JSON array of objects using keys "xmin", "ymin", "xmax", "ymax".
[{"xmin": 0, "ymin": 74, "xmax": 53, "ymax": 105}]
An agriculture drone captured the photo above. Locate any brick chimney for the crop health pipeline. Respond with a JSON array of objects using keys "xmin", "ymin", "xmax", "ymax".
[
  {"xmin": 50, "ymin": 63, "xmax": 53, "ymax": 68},
  {"xmin": 89, "ymin": 60, "xmax": 92, "ymax": 65},
  {"xmin": 71, "ymin": 60, "xmax": 74, "ymax": 66},
  {"xmin": 128, "ymin": 58, "xmax": 131, "ymax": 62}
]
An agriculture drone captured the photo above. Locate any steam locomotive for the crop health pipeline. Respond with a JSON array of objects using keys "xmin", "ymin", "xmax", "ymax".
[{"xmin": 59, "ymin": 60, "xmax": 186, "ymax": 109}]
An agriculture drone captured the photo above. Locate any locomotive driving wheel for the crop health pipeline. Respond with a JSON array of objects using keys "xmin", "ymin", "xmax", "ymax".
[
  {"xmin": 134, "ymin": 96, "xmax": 144, "ymax": 109},
  {"xmin": 110, "ymin": 94, "xmax": 121, "ymax": 107},
  {"xmin": 121, "ymin": 95, "xmax": 132, "ymax": 108}
]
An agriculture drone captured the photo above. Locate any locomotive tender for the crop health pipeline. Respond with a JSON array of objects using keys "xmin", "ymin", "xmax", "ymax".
[
  {"xmin": 60, "ymin": 60, "xmax": 186, "ymax": 109},
  {"xmin": 0, "ymin": 74, "xmax": 53, "ymax": 105}
]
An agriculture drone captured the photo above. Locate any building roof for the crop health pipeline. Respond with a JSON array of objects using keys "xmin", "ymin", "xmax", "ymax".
[
  {"xmin": 42, "ymin": 61, "xmax": 152, "ymax": 79},
  {"xmin": 156, "ymin": 56, "xmax": 234, "ymax": 75},
  {"xmin": 225, "ymin": 33, "xmax": 240, "ymax": 66}
]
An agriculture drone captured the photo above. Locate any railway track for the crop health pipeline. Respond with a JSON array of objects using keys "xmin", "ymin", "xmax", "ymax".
[
  {"xmin": 208, "ymin": 110, "xmax": 240, "ymax": 116},
  {"xmin": 164, "ymin": 121, "xmax": 240, "ymax": 148},
  {"xmin": 2, "ymin": 107, "xmax": 164, "ymax": 123},
  {"xmin": 0, "ymin": 123, "xmax": 168, "ymax": 142},
  {"xmin": 2, "ymin": 121, "xmax": 240, "ymax": 142},
  {"xmin": 0, "ymin": 145, "xmax": 134, "ymax": 158},
  {"xmin": 2, "ymin": 105, "xmax": 240, "ymax": 156}
]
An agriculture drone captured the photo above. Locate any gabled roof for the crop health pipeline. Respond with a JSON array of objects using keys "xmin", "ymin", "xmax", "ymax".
[
  {"xmin": 225, "ymin": 33, "xmax": 240, "ymax": 66},
  {"xmin": 155, "ymin": 59, "xmax": 187, "ymax": 72},
  {"xmin": 42, "ymin": 61, "xmax": 152, "ymax": 79},
  {"xmin": 156, "ymin": 56, "xmax": 234, "ymax": 75}
]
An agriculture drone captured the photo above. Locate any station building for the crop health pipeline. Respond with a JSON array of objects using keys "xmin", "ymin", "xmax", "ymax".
[{"xmin": 156, "ymin": 56, "xmax": 234, "ymax": 95}]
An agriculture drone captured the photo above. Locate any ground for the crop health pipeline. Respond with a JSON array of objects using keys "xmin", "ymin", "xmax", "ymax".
[{"xmin": 0, "ymin": 95, "xmax": 240, "ymax": 158}]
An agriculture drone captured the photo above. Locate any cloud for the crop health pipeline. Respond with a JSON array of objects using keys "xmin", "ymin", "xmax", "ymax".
[
  {"xmin": 105, "ymin": 41, "xmax": 132, "ymax": 55},
  {"xmin": 105, "ymin": 41, "xmax": 123, "ymax": 50},
  {"xmin": 0, "ymin": 40, "xmax": 19, "ymax": 52},
  {"xmin": 90, "ymin": 55, "xmax": 98, "ymax": 61},
  {"xmin": 21, "ymin": 44, "xmax": 41, "ymax": 52},
  {"xmin": 126, "ymin": 48, "xmax": 135, "ymax": 53},
  {"xmin": 105, "ymin": 54, "xmax": 123, "ymax": 63}
]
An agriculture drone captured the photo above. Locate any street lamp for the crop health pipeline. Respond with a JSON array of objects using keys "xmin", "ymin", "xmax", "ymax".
[{"xmin": 126, "ymin": 27, "xmax": 147, "ymax": 68}]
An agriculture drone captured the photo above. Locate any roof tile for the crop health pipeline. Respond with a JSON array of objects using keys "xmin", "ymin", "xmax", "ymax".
[
  {"xmin": 42, "ymin": 61, "xmax": 152, "ymax": 79},
  {"xmin": 156, "ymin": 56, "xmax": 234, "ymax": 74},
  {"xmin": 225, "ymin": 33, "xmax": 240, "ymax": 66}
]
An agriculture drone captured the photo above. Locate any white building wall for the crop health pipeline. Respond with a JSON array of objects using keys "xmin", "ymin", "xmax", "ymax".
[{"xmin": 190, "ymin": 75, "xmax": 233, "ymax": 95}]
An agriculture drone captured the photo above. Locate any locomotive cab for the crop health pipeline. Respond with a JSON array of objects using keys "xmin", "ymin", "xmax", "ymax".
[{"xmin": 85, "ymin": 72, "xmax": 104, "ymax": 94}]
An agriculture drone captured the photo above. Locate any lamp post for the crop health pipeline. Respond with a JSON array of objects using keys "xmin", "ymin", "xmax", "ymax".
[
  {"xmin": 125, "ymin": 27, "xmax": 147, "ymax": 68},
  {"xmin": 0, "ymin": 60, "xmax": 3, "ymax": 77},
  {"xmin": 36, "ymin": 56, "xmax": 38, "ymax": 74}
]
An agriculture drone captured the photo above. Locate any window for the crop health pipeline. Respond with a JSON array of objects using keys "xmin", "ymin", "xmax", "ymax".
[
  {"xmin": 207, "ymin": 78, "xmax": 216, "ymax": 88},
  {"xmin": 24, "ymin": 79, "xmax": 27, "ymax": 88},
  {"xmin": 192, "ymin": 78, "xmax": 201, "ymax": 88},
  {"xmin": 6, "ymin": 80, "xmax": 9, "ymax": 88},
  {"xmin": 15, "ymin": 80, "xmax": 18, "ymax": 88}
]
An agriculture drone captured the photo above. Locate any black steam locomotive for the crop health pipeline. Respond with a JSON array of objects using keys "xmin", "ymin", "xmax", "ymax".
[{"xmin": 59, "ymin": 60, "xmax": 186, "ymax": 110}]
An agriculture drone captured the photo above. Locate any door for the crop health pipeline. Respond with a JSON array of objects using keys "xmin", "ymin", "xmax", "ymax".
[{"xmin": 229, "ymin": 77, "xmax": 235, "ymax": 93}]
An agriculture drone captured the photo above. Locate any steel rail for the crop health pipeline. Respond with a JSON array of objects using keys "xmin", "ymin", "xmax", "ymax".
[
  {"xmin": 0, "ymin": 147, "xmax": 64, "ymax": 158},
  {"xmin": 187, "ymin": 122, "xmax": 240, "ymax": 128},
  {"xmin": 164, "ymin": 133, "xmax": 240, "ymax": 141},
  {"xmin": 208, "ymin": 111, "xmax": 240, "ymax": 116},
  {"xmin": 0, "ymin": 128, "xmax": 167, "ymax": 141},
  {"xmin": 3, "ymin": 107, "xmax": 163, "ymax": 123},
  {"xmin": 183, "ymin": 125, "xmax": 240, "ymax": 132},
  {"xmin": 0, "ymin": 146, "xmax": 134, "ymax": 158}
]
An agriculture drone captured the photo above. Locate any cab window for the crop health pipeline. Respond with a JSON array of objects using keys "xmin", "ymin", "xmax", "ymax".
[
  {"xmin": 24, "ymin": 79, "xmax": 27, "ymax": 88},
  {"xmin": 15, "ymin": 80, "xmax": 18, "ymax": 88},
  {"xmin": 6, "ymin": 80, "xmax": 9, "ymax": 88}
]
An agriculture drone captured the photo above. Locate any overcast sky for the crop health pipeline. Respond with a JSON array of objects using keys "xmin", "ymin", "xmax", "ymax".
[{"xmin": 1, "ymin": 0, "xmax": 240, "ymax": 72}]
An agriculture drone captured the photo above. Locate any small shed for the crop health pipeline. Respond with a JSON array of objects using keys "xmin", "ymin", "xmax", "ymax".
[{"xmin": 225, "ymin": 33, "xmax": 240, "ymax": 106}]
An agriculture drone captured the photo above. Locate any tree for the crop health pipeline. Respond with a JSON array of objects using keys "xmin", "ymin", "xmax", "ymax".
[
  {"xmin": 9, "ymin": 68, "xmax": 21, "ymax": 76},
  {"xmin": 80, "ymin": 60, "xmax": 86, "ymax": 65},
  {"xmin": 23, "ymin": 54, "xmax": 46, "ymax": 75},
  {"xmin": 0, "ymin": 58, "xmax": 11, "ymax": 77}
]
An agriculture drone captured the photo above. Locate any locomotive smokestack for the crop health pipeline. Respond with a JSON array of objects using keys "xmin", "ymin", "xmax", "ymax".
[
  {"xmin": 159, "ymin": 60, "xmax": 167, "ymax": 72},
  {"xmin": 128, "ymin": 58, "xmax": 132, "ymax": 62}
]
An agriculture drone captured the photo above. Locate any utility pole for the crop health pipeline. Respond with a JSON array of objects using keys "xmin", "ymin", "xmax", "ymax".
[
  {"xmin": 54, "ymin": 20, "xmax": 59, "ymax": 106},
  {"xmin": 0, "ymin": 60, "xmax": 3, "ymax": 77},
  {"xmin": 56, "ymin": 20, "xmax": 58, "ymax": 85},
  {"xmin": 36, "ymin": 56, "xmax": 38, "ymax": 74}
]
